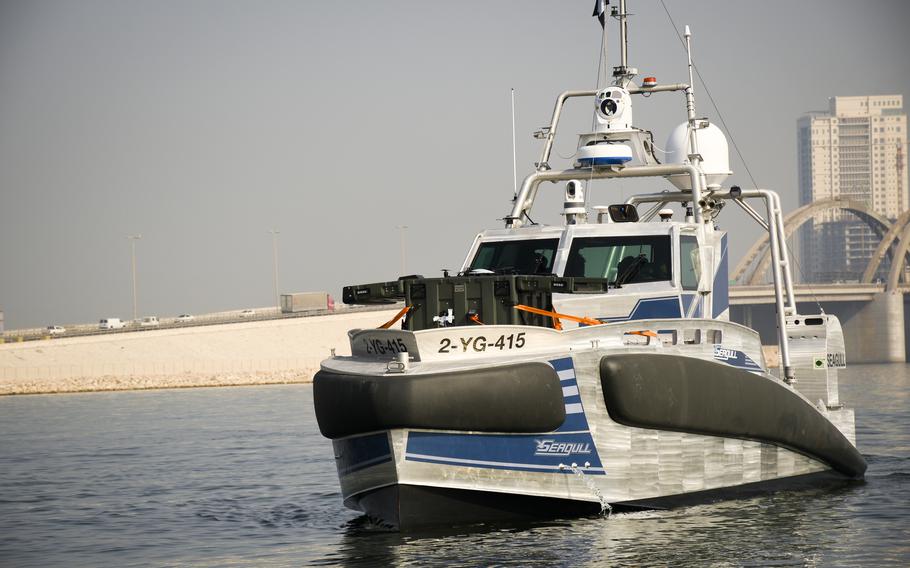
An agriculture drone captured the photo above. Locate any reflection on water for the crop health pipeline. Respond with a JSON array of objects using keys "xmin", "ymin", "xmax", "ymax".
[{"xmin": 0, "ymin": 365, "xmax": 907, "ymax": 567}]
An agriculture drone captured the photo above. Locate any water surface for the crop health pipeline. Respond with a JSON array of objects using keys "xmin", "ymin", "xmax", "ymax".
[{"xmin": 1, "ymin": 364, "xmax": 908, "ymax": 566}]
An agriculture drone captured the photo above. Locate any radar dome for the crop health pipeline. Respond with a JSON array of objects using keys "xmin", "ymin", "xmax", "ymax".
[{"xmin": 663, "ymin": 122, "xmax": 731, "ymax": 190}]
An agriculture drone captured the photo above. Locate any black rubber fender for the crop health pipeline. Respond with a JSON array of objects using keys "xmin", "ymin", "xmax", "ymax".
[
  {"xmin": 314, "ymin": 361, "xmax": 566, "ymax": 439},
  {"xmin": 599, "ymin": 353, "xmax": 867, "ymax": 478}
]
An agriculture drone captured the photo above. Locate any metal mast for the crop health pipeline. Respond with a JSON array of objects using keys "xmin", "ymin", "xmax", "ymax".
[{"xmin": 127, "ymin": 234, "xmax": 142, "ymax": 320}]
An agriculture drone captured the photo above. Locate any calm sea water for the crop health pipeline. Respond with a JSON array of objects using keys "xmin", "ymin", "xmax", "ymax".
[{"xmin": 1, "ymin": 364, "xmax": 908, "ymax": 567}]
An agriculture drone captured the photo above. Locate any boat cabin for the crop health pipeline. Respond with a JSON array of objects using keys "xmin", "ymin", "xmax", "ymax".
[
  {"xmin": 462, "ymin": 214, "xmax": 729, "ymax": 327},
  {"xmin": 343, "ymin": 207, "xmax": 729, "ymax": 332}
]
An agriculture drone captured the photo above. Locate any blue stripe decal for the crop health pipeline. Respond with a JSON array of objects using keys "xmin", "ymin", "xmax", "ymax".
[
  {"xmin": 681, "ymin": 293, "xmax": 702, "ymax": 318},
  {"xmin": 557, "ymin": 412, "xmax": 591, "ymax": 433},
  {"xmin": 577, "ymin": 156, "xmax": 631, "ymax": 166},
  {"xmin": 404, "ymin": 357, "xmax": 604, "ymax": 475},
  {"xmin": 553, "ymin": 358, "xmax": 589, "ymax": 432},
  {"xmin": 333, "ymin": 432, "xmax": 392, "ymax": 477},
  {"xmin": 600, "ymin": 296, "xmax": 682, "ymax": 322},
  {"xmin": 713, "ymin": 234, "xmax": 730, "ymax": 318},
  {"xmin": 713, "ymin": 345, "xmax": 764, "ymax": 372},
  {"xmin": 406, "ymin": 432, "xmax": 603, "ymax": 473}
]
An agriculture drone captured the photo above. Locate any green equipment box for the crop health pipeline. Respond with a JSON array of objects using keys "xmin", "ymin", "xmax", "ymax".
[{"xmin": 344, "ymin": 275, "xmax": 610, "ymax": 331}]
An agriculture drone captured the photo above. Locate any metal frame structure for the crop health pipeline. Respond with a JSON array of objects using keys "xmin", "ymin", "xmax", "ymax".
[{"xmin": 505, "ymin": 60, "xmax": 798, "ymax": 382}]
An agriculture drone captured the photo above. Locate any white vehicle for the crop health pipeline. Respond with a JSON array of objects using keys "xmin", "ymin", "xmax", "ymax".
[
  {"xmin": 175, "ymin": 314, "xmax": 195, "ymax": 323},
  {"xmin": 46, "ymin": 325, "xmax": 66, "ymax": 335},
  {"xmin": 239, "ymin": 309, "xmax": 256, "ymax": 318},
  {"xmin": 139, "ymin": 316, "xmax": 159, "ymax": 327},
  {"xmin": 99, "ymin": 318, "xmax": 125, "ymax": 330}
]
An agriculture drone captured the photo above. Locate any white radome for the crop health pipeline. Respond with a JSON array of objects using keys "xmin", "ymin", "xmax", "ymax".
[
  {"xmin": 576, "ymin": 143, "xmax": 634, "ymax": 167},
  {"xmin": 664, "ymin": 122, "xmax": 732, "ymax": 190}
]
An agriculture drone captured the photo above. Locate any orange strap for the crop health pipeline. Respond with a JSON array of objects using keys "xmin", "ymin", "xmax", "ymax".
[
  {"xmin": 379, "ymin": 306, "xmax": 411, "ymax": 329},
  {"xmin": 514, "ymin": 304, "xmax": 601, "ymax": 329},
  {"xmin": 626, "ymin": 330, "xmax": 658, "ymax": 338},
  {"xmin": 468, "ymin": 313, "xmax": 484, "ymax": 325}
]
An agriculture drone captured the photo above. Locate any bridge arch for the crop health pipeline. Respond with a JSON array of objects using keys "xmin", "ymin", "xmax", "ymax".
[
  {"xmin": 732, "ymin": 197, "xmax": 894, "ymax": 285},
  {"xmin": 861, "ymin": 209, "xmax": 910, "ymax": 284},
  {"xmin": 886, "ymin": 223, "xmax": 910, "ymax": 291}
]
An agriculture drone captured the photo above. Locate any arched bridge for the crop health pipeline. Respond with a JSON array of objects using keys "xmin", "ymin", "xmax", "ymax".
[{"xmin": 732, "ymin": 196, "xmax": 910, "ymax": 291}]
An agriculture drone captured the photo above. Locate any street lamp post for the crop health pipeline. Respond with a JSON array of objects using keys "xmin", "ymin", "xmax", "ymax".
[
  {"xmin": 396, "ymin": 225, "xmax": 408, "ymax": 275},
  {"xmin": 268, "ymin": 229, "xmax": 280, "ymax": 308},
  {"xmin": 127, "ymin": 234, "xmax": 142, "ymax": 320}
]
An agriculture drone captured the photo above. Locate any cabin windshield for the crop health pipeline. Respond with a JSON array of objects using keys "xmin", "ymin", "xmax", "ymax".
[
  {"xmin": 469, "ymin": 238, "xmax": 559, "ymax": 275},
  {"xmin": 563, "ymin": 235, "xmax": 672, "ymax": 285}
]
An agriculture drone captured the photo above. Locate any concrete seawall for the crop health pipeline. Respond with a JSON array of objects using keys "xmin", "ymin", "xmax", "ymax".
[{"xmin": 0, "ymin": 309, "xmax": 399, "ymax": 395}]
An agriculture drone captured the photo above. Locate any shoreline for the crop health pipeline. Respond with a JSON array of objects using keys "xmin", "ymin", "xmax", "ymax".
[
  {"xmin": 0, "ymin": 370, "xmax": 316, "ymax": 396},
  {"xmin": 1, "ymin": 309, "xmax": 782, "ymax": 396},
  {"xmin": 0, "ymin": 308, "xmax": 399, "ymax": 397}
]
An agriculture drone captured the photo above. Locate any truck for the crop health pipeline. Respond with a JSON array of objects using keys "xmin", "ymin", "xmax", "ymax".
[
  {"xmin": 99, "ymin": 318, "xmax": 126, "ymax": 330},
  {"xmin": 280, "ymin": 292, "xmax": 335, "ymax": 314}
]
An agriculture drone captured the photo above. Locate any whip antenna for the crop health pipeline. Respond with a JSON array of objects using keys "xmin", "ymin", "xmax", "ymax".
[{"xmin": 511, "ymin": 88, "xmax": 518, "ymax": 200}]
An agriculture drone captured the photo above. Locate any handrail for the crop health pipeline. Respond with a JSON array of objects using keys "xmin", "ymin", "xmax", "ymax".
[
  {"xmin": 626, "ymin": 187, "xmax": 797, "ymax": 383},
  {"xmin": 508, "ymin": 163, "xmax": 704, "ymax": 228}
]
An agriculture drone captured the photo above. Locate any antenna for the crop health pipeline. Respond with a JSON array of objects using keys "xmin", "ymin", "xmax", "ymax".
[
  {"xmin": 618, "ymin": 0, "xmax": 628, "ymax": 72},
  {"xmin": 683, "ymin": 25, "xmax": 701, "ymax": 164},
  {"xmin": 612, "ymin": 0, "xmax": 636, "ymax": 83},
  {"xmin": 594, "ymin": 0, "xmax": 609, "ymax": 91},
  {"xmin": 511, "ymin": 88, "xmax": 518, "ymax": 200}
]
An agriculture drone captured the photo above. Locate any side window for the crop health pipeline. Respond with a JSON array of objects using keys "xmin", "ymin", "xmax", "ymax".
[
  {"xmin": 471, "ymin": 246, "xmax": 496, "ymax": 270},
  {"xmin": 564, "ymin": 235, "xmax": 672, "ymax": 284},
  {"xmin": 469, "ymin": 239, "xmax": 559, "ymax": 275},
  {"xmin": 680, "ymin": 235, "xmax": 701, "ymax": 291},
  {"xmin": 532, "ymin": 244, "xmax": 556, "ymax": 274}
]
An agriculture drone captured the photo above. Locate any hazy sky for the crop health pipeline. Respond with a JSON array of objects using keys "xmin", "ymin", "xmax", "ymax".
[{"xmin": 1, "ymin": 0, "xmax": 909, "ymax": 329}]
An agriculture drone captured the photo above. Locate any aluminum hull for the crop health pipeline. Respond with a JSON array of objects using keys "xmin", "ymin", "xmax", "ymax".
[
  {"xmin": 318, "ymin": 322, "xmax": 864, "ymax": 529},
  {"xmin": 345, "ymin": 472, "xmax": 855, "ymax": 530}
]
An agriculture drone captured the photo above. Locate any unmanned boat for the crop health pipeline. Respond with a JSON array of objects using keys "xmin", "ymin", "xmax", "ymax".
[{"xmin": 313, "ymin": 1, "xmax": 865, "ymax": 530}]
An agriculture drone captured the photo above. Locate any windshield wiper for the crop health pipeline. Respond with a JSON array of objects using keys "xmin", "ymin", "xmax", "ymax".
[{"xmin": 613, "ymin": 255, "xmax": 647, "ymax": 287}]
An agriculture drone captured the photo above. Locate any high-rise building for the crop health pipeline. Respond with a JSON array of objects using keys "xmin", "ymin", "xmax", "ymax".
[{"xmin": 797, "ymin": 95, "xmax": 907, "ymax": 282}]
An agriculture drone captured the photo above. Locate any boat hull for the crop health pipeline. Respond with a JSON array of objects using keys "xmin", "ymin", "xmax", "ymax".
[
  {"xmin": 317, "ymin": 325, "xmax": 865, "ymax": 530},
  {"xmin": 349, "ymin": 484, "xmax": 604, "ymax": 530},
  {"xmin": 346, "ymin": 470, "xmax": 857, "ymax": 530}
]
